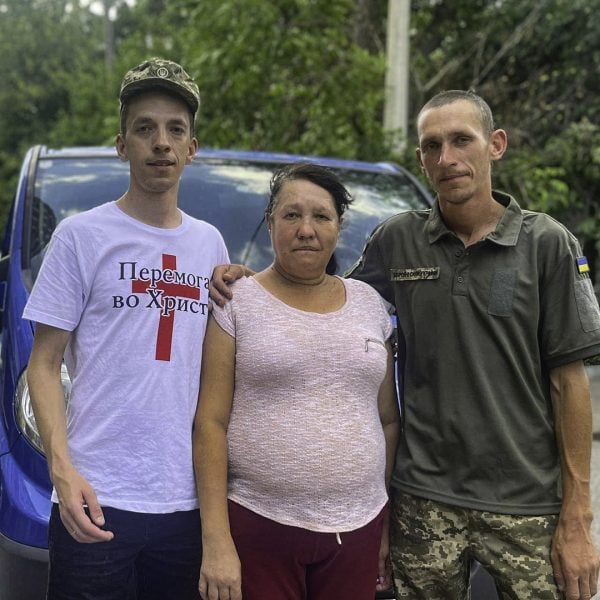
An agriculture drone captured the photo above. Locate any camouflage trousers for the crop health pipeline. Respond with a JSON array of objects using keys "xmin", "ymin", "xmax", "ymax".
[{"xmin": 389, "ymin": 490, "xmax": 563, "ymax": 600}]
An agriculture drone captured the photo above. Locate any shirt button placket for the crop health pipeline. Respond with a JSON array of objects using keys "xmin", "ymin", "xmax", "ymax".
[{"xmin": 452, "ymin": 246, "xmax": 469, "ymax": 295}]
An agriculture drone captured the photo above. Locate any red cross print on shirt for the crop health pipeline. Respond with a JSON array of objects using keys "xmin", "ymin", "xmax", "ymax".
[{"xmin": 131, "ymin": 254, "xmax": 200, "ymax": 362}]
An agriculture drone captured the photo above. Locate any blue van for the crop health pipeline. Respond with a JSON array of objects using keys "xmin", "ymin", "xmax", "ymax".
[{"xmin": 0, "ymin": 145, "xmax": 441, "ymax": 599}]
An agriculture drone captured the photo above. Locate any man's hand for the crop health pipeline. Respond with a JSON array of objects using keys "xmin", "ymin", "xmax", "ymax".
[
  {"xmin": 551, "ymin": 513, "xmax": 599, "ymax": 600},
  {"xmin": 54, "ymin": 466, "xmax": 114, "ymax": 543},
  {"xmin": 209, "ymin": 264, "xmax": 251, "ymax": 308}
]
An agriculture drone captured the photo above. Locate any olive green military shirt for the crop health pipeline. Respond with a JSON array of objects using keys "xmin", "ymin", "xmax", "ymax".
[{"xmin": 349, "ymin": 191, "xmax": 600, "ymax": 514}]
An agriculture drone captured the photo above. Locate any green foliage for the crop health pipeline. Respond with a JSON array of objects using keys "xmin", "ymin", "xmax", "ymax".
[
  {"xmin": 495, "ymin": 117, "xmax": 600, "ymax": 272},
  {"xmin": 0, "ymin": 0, "xmax": 598, "ymax": 277},
  {"xmin": 178, "ymin": 0, "xmax": 387, "ymax": 159},
  {"xmin": 0, "ymin": 0, "xmax": 103, "ymax": 224}
]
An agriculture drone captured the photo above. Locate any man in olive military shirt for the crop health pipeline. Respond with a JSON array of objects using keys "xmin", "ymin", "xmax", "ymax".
[{"xmin": 348, "ymin": 90, "xmax": 600, "ymax": 600}]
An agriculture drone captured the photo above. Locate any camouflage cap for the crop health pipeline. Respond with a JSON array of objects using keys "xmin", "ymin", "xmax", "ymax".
[{"xmin": 119, "ymin": 58, "xmax": 200, "ymax": 115}]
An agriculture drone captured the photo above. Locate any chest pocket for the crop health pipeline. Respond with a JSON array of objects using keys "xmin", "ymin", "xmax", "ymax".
[{"xmin": 488, "ymin": 268, "xmax": 517, "ymax": 317}]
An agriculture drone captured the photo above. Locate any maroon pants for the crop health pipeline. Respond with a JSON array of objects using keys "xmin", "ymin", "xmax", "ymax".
[{"xmin": 228, "ymin": 500, "xmax": 386, "ymax": 600}]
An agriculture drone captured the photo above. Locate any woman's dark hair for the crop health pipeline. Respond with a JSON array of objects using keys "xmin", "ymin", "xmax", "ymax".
[{"xmin": 266, "ymin": 163, "xmax": 354, "ymax": 275}]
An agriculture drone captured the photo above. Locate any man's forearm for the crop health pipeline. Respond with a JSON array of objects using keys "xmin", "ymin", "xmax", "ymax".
[
  {"xmin": 27, "ymin": 366, "xmax": 72, "ymax": 477},
  {"xmin": 26, "ymin": 324, "xmax": 73, "ymax": 479},
  {"xmin": 549, "ymin": 360, "xmax": 599, "ymax": 598},
  {"xmin": 550, "ymin": 360, "xmax": 594, "ymax": 517}
]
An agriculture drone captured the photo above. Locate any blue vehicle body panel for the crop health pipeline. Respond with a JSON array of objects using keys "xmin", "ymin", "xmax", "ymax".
[
  {"xmin": 0, "ymin": 145, "xmax": 51, "ymax": 557},
  {"xmin": 0, "ymin": 450, "xmax": 50, "ymax": 547}
]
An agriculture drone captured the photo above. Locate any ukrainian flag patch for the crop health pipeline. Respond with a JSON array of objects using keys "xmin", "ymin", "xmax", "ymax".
[{"xmin": 577, "ymin": 256, "xmax": 590, "ymax": 274}]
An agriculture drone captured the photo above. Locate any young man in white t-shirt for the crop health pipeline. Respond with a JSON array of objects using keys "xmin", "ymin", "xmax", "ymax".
[{"xmin": 24, "ymin": 58, "xmax": 228, "ymax": 600}]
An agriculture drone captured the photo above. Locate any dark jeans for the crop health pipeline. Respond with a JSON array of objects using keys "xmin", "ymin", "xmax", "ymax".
[{"xmin": 47, "ymin": 503, "xmax": 202, "ymax": 600}]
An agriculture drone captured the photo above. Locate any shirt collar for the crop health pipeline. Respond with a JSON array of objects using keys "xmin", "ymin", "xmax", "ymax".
[{"xmin": 425, "ymin": 190, "xmax": 523, "ymax": 247}]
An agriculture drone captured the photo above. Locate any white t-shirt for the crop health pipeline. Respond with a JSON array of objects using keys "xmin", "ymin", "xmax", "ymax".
[
  {"xmin": 24, "ymin": 201, "xmax": 229, "ymax": 513},
  {"xmin": 213, "ymin": 276, "xmax": 393, "ymax": 532}
]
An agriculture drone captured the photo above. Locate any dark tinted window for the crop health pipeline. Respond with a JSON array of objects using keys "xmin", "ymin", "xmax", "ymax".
[{"xmin": 29, "ymin": 154, "xmax": 429, "ymax": 281}]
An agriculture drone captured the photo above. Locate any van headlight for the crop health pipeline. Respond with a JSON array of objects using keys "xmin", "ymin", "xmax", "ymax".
[{"xmin": 15, "ymin": 364, "xmax": 72, "ymax": 454}]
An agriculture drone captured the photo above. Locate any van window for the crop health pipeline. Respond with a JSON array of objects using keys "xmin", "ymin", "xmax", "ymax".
[{"xmin": 27, "ymin": 155, "xmax": 428, "ymax": 285}]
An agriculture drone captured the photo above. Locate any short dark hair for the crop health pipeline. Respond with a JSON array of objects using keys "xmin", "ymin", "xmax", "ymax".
[
  {"xmin": 119, "ymin": 87, "xmax": 195, "ymax": 136},
  {"xmin": 266, "ymin": 162, "xmax": 353, "ymax": 275},
  {"xmin": 267, "ymin": 162, "xmax": 352, "ymax": 218},
  {"xmin": 418, "ymin": 90, "xmax": 495, "ymax": 137}
]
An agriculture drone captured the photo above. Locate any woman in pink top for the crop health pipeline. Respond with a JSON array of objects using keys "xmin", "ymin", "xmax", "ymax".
[{"xmin": 193, "ymin": 163, "xmax": 400, "ymax": 600}]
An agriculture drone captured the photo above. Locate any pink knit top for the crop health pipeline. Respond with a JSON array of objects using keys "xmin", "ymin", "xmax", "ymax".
[{"xmin": 212, "ymin": 276, "xmax": 393, "ymax": 532}]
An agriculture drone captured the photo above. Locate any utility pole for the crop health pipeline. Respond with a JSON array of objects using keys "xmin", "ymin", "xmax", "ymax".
[{"xmin": 383, "ymin": 0, "xmax": 411, "ymax": 153}]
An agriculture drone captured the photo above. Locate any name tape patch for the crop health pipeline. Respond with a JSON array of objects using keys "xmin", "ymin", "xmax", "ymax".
[{"xmin": 390, "ymin": 267, "xmax": 440, "ymax": 281}]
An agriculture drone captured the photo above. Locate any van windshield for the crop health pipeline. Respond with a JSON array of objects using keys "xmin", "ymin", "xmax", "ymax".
[{"xmin": 28, "ymin": 154, "xmax": 428, "ymax": 283}]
